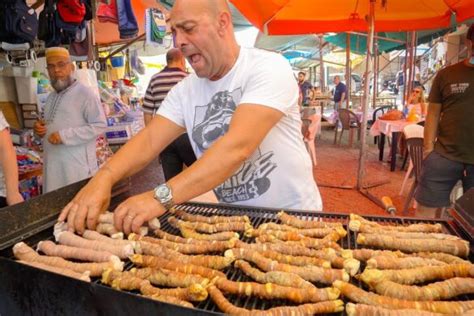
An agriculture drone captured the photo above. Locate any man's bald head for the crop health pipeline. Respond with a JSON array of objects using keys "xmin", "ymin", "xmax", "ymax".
[
  {"xmin": 166, "ymin": 48, "xmax": 184, "ymax": 64},
  {"xmin": 172, "ymin": 0, "xmax": 231, "ymax": 22}
]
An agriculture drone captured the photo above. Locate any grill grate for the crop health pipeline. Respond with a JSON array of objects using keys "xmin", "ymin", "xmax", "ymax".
[{"xmin": 3, "ymin": 202, "xmax": 473, "ymax": 315}]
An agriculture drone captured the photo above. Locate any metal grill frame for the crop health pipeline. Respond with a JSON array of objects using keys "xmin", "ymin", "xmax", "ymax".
[{"xmin": 0, "ymin": 201, "xmax": 472, "ymax": 316}]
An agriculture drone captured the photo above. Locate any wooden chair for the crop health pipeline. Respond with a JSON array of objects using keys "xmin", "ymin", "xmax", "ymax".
[
  {"xmin": 333, "ymin": 109, "xmax": 361, "ymax": 147},
  {"xmin": 402, "ymin": 137, "xmax": 424, "ymax": 215}
]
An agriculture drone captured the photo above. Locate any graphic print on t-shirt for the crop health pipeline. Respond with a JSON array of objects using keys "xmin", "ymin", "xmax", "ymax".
[
  {"xmin": 215, "ymin": 150, "xmax": 277, "ymax": 203},
  {"xmin": 192, "ymin": 89, "xmax": 277, "ymax": 203},
  {"xmin": 192, "ymin": 90, "xmax": 239, "ymax": 152}
]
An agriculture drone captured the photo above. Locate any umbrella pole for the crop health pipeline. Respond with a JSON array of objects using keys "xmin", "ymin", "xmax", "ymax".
[
  {"xmin": 346, "ymin": 33, "xmax": 351, "ymax": 109},
  {"xmin": 356, "ymin": 0, "xmax": 375, "ymax": 190}
]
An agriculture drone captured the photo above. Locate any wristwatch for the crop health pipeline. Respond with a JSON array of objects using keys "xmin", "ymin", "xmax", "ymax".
[{"xmin": 153, "ymin": 183, "xmax": 174, "ymax": 210}]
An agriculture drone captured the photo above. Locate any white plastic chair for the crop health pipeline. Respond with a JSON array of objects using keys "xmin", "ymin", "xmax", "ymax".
[{"xmin": 399, "ymin": 124, "xmax": 424, "ymax": 195}]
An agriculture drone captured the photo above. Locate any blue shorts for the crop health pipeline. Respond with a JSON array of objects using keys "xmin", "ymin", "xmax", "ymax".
[{"xmin": 415, "ymin": 151, "xmax": 474, "ymax": 207}]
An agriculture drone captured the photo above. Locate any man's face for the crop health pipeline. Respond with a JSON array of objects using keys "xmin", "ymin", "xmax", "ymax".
[
  {"xmin": 334, "ymin": 77, "xmax": 340, "ymax": 85},
  {"xmin": 170, "ymin": 0, "xmax": 223, "ymax": 80},
  {"xmin": 46, "ymin": 56, "xmax": 74, "ymax": 92},
  {"xmin": 298, "ymin": 73, "xmax": 305, "ymax": 83},
  {"xmin": 46, "ymin": 56, "xmax": 73, "ymax": 82}
]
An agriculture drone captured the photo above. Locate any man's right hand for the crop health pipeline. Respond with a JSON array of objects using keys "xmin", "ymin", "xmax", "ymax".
[
  {"xmin": 34, "ymin": 120, "xmax": 47, "ymax": 138},
  {"xmin": 58, "ymin": 170, "xmax": 114, "ymax": 234}
]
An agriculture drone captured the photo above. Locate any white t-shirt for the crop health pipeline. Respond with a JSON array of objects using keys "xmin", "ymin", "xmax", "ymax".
[
  {"xmin": 0, "ymin": 111, "xmax": 9, "ymax": 198},
  {"xmin": 158, "ymin": 47, "xmax": 322, "ymax": 211}
]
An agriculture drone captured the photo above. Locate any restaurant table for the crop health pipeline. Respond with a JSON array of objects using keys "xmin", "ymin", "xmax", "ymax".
[{"xmin": 370, "ymin": 118, "xmax": 423, "ymax": 171}]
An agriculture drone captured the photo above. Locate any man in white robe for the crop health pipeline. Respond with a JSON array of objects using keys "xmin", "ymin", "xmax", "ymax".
[{"xmin": 34, "ymin": 47, "xmax": 107, "ymax": 193}]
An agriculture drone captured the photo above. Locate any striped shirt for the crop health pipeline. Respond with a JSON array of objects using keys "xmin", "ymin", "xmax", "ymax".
[{"xmin": 142, "ymin": 67, "xmax": 188, "ymax": 114}]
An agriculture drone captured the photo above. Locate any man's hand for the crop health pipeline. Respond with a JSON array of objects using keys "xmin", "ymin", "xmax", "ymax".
[
  {"xmin": 113, "ymin": 191, "xmax": 166, "ymax": 235},
  {"xmin": 7, "ymin": 191, "xmax": 24, "ymax": 206},
  {"xmin": 34, "ymin": 120, "xmax": 47, "ymax": 138},
  {"xmin": 58, "ymin": 171, "xmax": 114, "ymax": 234},
  {"xmin": 48, "ymin": 131, "xmax": 62, "ymax": 145}
]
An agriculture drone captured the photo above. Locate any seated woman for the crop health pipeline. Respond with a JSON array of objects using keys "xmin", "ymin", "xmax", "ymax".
[{"xmin": 405, "ymin": 87, "xmax": 427, "ymax": 117}]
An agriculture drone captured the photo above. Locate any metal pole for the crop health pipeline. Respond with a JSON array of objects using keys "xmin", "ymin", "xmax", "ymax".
[
  {"xmin": 319, "ymin": 35, "xmax": 326, "ymax": 92},
  {"xmin": 372, "ymin": 35, "xmax": 378, "ymax": 109},
  {"xmin": 346, "ymin": 33, "xmax": 351, "ymax": 108},
  {"xmin": 402, "ymin": 32, "xmax": 410, "ymax": 105},
  {"xmin": 357, "ymin": 0, "xmax": 375, "ymax": 190}
]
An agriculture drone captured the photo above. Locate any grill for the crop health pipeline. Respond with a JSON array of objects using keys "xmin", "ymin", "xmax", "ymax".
[{"xmin": 1, "ymin": 196, "xmax": 473, "ymax": 315}]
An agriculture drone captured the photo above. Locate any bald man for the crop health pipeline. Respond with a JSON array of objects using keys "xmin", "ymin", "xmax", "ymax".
[
  {"xmin": 142, "ymin": 48, "xmax": 196, "ymax": 180},
  {"xmin": 60, "ymin": 0, "xmax": 322, "ymax": 235},
  {"xmin": 34, "ymin": 47, "xmax": 107, "ymax": 192}
]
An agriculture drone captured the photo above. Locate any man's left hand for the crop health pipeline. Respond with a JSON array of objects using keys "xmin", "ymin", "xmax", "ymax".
[
  {"xmin": 113, "ymin": 191, "xmax": 166, "ymax": 235},
  {"xmin": 48, "ymin": 132, "xmax": 63, "ymax": 145}
]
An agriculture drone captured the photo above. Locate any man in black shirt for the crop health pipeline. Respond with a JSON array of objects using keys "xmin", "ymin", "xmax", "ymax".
[
  {"xmin": 415, "ymin": 24, "xmax": 474, "ymax": 217},
  {"xmin": 297, "ymin": 71, "xmax": 312, "ymax": 106}
]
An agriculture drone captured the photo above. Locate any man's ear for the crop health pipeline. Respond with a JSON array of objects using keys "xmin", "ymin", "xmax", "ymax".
[{"xmin": 217, "ymin": 11, "xmax": 231, "ymax": 35}]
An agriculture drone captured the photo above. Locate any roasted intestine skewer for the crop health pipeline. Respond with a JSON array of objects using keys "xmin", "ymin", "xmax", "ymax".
[
  {"xmin": 362, "ymin": 276, "xmax": 474, "ymax": 301},
  {"xmin": 168, "ymin": 216, "xmax": 250, "ymax": 233},
  {"xmin": 129, "ymin": 233, "xmax": 236, "ymax": 254},
  {"xmin": 179, "ymin": 226, "xmax": 240, "ymax": 241},
  {"xmin": 357, "ymin": 233, "xmax": 469, "ymax": 257},
  {"xmin": 130, "ymin": 254, "xmax": 225, "ymax": 279},
  {"xmin": 277, "ymin": 211, "xmax": 343, "ymax": 229},
  {"xmin": 345, "ymin": 303, "xmax": 474, "ymax": 316},
  {"xmin": 128, "ymin": 267, "xmax": 210, "ymax": 288},
  {"xmin": 13, "ymin": 242, "xmax": 122, "ymax": 277},
  {"xmin": 333, "ymin": 280, "xmax": 474, "ymax": 314},
  {"xmin": 37, "ymin": 240, "xmax": 122, "ymax": 265},
  {"xmin": 234, "ymin": 260, "xmax": 316, "ymax": 289},
  {"xmin": 349, "ymin": 220, "xmax": 460, "ymax": 240},
  {"xmin": 213, "ymin": 277, "xmax": 340, "ymax": 303},
  {"xmin": 349, "ymin": 214, "xmax": 442, "ymax": 233},
  {"xmin": 101, "ymin": 269, "xmax": 207, "ymax": 302},
  {"xmin": 234, "ymin": 240, "xmax": 355, "ymax": 272},
  {"xmin": 138, "ymin": 241, "xmax": 234, "ymax": 270},
  {"xmin": 359, "ymin": 264, "xmax": 474, "ymax": 285},
  {"xmin": 170, "ymin": 208, "xmax": 250, "ymax": 224},
  {"xmin": 55, "ymin": 231, "xmax": 134, "ymax": 259},
  {"xmin": 208, "ymin": 285, "xmax": 344, "ymax": 316},
  {"xmin": 154, "ymin": 229, "xmax": 238, "ymax": 243},
  {"xmin": 225, "ymin": 248, "xmax": 349, "ymax": 284},
  {"xmin": 366, "ymin": 255, "xmax": 446, "ymax": 269},
  {"xmin": 246, "ymin": 226, "xmax": 347, "ymax": 239}
]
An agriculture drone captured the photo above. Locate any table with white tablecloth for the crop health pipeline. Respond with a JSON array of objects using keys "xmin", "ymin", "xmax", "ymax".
[{"xmin": 370, "ymin": 119, "xmax": 423, "ymax": 171}]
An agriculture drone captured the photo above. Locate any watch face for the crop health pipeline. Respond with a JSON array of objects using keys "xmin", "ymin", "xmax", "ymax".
[{"xmin": 156, "ymin": 185, "xmax": 170, "ymax": 199}]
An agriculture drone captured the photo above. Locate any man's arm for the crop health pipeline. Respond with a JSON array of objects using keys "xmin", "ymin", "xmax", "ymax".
[
  {"xmin": 0, "ymin": 129, "xmax": 23, "ymax": 205},
  {"xmin": 58, "ymin": 115, "xmax": 185, "ymax": 233},
  {"xmin": 423, "ymin": 102, "xmax": 442, "ymax": 155},
  {"xmin": 112, "ymin": 104, "xmax": 284, "ymax": 235},
  {"xmin": 169, "ymin": 104, "xmax": 283, "ymax": 205}
]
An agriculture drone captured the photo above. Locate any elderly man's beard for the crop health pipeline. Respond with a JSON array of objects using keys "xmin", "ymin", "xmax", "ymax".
[{"xmin": 51, "ymin": 76, "xmax": 74, "ymax": 92}]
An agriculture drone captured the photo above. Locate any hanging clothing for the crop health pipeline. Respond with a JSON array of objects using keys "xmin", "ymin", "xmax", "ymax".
[{"xmin": 42, "ymin": 80, "xmax": 107, "ymax": 192}]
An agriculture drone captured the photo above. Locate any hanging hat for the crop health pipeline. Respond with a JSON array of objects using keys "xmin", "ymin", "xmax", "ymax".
[{"xmin": 45, "ymin": 47, "xmax": 70, "ymax": 60}]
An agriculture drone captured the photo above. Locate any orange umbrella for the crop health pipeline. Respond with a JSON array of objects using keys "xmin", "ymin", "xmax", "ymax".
[
  {"xmin": 230, "ymin": 0, "xmax": 474, "ymax": 192},
  {"xmin": 230, "ymin": 0, "xmax": 474, "ymax": 34}
]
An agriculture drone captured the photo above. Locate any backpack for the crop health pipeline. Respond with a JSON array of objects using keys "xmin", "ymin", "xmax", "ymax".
[
  {"xmin": 57, "ymin": 0, "xmax": 86, "ymax": 25},
  {"xmin": 38, "ymin": 0, "xmax": 61, "ymax": 47},
  {"xmin": 0, "ymin": 0, "xmax": 38, "ymax": 44}
]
